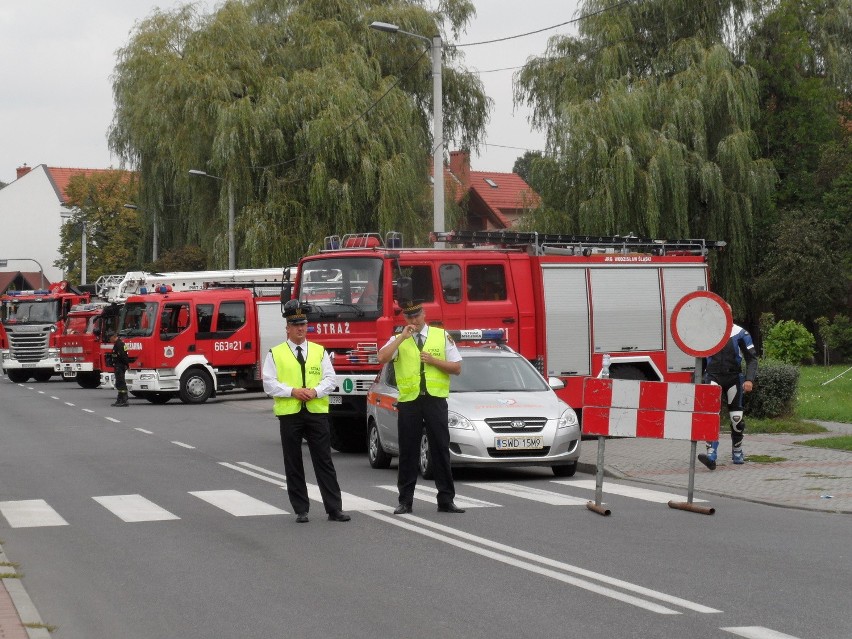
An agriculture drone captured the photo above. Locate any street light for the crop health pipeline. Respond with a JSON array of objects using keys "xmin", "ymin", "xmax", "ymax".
[
  {"xmin": 124, "ymin": 204, "xmax": 157, "ymax": 262},
  {"xmin": 370, "ymin": 21, "xmax": 444, "ymax": 246},
  {"xmin": 189, "ymin": 169, "xmax": 235, "ymax": 269},
  {"xmin": 0, "ymin": 258, "xmax": 46, "ymax": 289}
]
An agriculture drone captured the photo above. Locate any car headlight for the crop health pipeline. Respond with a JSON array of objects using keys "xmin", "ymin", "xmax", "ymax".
[
  {"xmin": 447, "ymin": 410, "xmax": 474, "ymax": 430},
  {"xmin": 557, "ymin": 407, "xmax": 579, "ymax": 429}
]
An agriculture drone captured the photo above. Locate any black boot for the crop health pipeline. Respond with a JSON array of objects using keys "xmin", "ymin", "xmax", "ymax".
[{"xmin": 112, "ymin": 391, "xmax": 129, "ymax": 407}]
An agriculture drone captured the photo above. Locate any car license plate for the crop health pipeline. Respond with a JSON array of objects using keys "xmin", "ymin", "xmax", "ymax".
[
  {"xmin": 328, "ymin": 395, "xmax": 342, "ymax": 405},
  {"xmin": 495, "ymin": 436, "xmax": 544, "ymax": 450},
  {"xmin": 22, "ymin": 363, "xmax": 36, "ymax": 368}
]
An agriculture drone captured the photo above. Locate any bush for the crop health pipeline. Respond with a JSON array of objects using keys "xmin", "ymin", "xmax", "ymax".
[
  {"xmin": 746, "ymin": 360, "xmax": 800, "ymax": 418},
  {"xmin": 816, "ymin": 314, "xmax": 852, "ymax": 363},
  {"xmin": 763, "ymin": 320, "xmax": 815, "ymax": 364}
]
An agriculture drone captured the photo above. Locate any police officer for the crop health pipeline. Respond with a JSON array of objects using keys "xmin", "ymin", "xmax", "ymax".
[
  {"xmin": 262, "ymin": 300, "xmax": 350, "ymax": 523},
  {"xmin": 377, "ymin": 300, "xmax": 463, "ymax": 514},
  {"xmin": 109, "ymin": 333, "xmax": 131, "ymax": 407}
]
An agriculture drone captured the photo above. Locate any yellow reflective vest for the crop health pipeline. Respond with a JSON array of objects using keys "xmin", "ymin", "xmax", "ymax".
[
  {"xmin": 393, "ymin": 328, "xmax": 450, "ymax": 402},
  {"xmin": 270, "ymin": 342, "xmax": 330, "ymax": 415}
]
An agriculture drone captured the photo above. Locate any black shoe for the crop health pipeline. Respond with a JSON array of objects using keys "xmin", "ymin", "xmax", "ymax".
[
  {"xmin": 327, "ymin": 510, "xmax": 351, "ymax": 522},
  {"xmin": 393, "ymin": 503, "xmax": 413, "ymax": 515},
  {"xmin": 437, "ymin": 502, "xmax": 465, "ymax": 513},
  {"xmin": 295, "ymin": 512, "xmax": 309, "ymax": 523},
  {"xmin": 697, "ymin": 454, "xmax": 717, "ymax": 471}
]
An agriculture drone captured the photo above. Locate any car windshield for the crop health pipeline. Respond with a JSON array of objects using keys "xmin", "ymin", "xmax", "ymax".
[
  {"xmin": 2, "ymin": 300, "xmax": 59, "ymax": 324},
  {"xmin": 451, "ymin": 354, "xmax": 550, "ymax": 393},
  {"xmin": 117, "ymin": 302, "xmax": 158, "ymax": 337},
  {"xmin": 297, "ymin": 257, "xmax": 383, "ymax": 316}
]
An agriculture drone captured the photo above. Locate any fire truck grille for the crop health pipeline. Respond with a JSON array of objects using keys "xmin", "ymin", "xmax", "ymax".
[
  {"xmin": 332, "ymin": 343, "xmax": 378, "ymax": 366},
  {"xmin": 8, "ymin": 333, "xmax": 50, "ymax": 362},
  {"xmin": 485, "ymin": 417, "xmax": 547, "ymax": 433}
]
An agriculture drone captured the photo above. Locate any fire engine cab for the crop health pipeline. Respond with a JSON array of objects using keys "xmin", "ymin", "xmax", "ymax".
[{"xmin": 284, "ymin": 229, "xmax": 726, "ymax": 452}]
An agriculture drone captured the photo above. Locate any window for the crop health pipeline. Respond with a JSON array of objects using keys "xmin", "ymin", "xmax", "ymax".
[
  {"xmin": 216, "ymin": 301, "xmax": 246, "ymax": 332},
  {"xmin": 160, "ymin": 303, "xmax": 191, "ymax": 339},
  {"xmin": 396, "ymin": 265, "xmax": 434, "ymax": 304},
  {"xmin": 196, "ymin": 304, "xmax": 214, "ymax": 332},
  {"xmin": 467, "ymin": 264, "xmax": 507, "ymax": 301},
  {"xmin": 440, "ymin": 264, "xmax": 462, "ymax": 303}
]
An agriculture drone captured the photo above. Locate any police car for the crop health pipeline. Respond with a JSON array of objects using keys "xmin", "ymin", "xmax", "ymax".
[{"xmin": 366, "ymin": 331, "xmax": 581, "ymax": 477}]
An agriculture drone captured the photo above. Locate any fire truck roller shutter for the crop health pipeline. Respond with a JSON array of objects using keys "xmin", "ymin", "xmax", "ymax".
[
  {"xmin": 590, "ymin": 268, "xmax": 663, "ymax": 353},
  {"xmin": 542, "ymin": 266, "xmax": 591, "ymax": 377}
]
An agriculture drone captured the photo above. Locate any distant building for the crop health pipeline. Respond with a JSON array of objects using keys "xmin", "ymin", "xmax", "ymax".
[
  {"xmin": 0, "ymin": 271, "xmax": 49, "ymax": 294},
  {"xmin": 0, "ymin": 164, "xmax": 119, "ymax": 283},
  {"xmin": 438, "ymin": 150, "xmax": 541, "ymax": 230}
]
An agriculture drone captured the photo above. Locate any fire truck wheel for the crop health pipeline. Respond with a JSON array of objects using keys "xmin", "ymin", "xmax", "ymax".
[
  {"xmin": 367, "ymin": 420, "xmax": 392, "ymax": 469},
  {"xmin": 179, "ymin": 368, "xmax": 213, "ymax": 404},
  {"xmin": 76, "ymin": 373, "xmax": 102, "ymax": 389},
  {"xmin": 552, "ymin": 462, "xmax": 578, "ymax": 477},
  {"xmin": 329, "ymin": 417, "xmax": 365, "ymax": 453},
  {"xmin": 33, "ymin": 370, "xmax": 53, "ymax": 382},
  {"xmin": 7, "ymin": 370, "xmax": 31, "ymax": 383},
  {"xmin": 143, "ymin": 392, "xmax": 172, "ymax": 405},
  {"xmin": 419, "ymin": 429, "xmax": 434, "ymax": 480}
]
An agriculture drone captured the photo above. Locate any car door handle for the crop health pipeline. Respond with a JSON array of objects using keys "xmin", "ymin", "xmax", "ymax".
[{"xmin": 502, "ymin": 317, "xmax": 516, "ymax": 324}]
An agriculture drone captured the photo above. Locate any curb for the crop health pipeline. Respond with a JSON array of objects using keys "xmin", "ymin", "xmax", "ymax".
[{"xmin": 0, "ymin": 547, "xmax": 51, "ymax": 639}]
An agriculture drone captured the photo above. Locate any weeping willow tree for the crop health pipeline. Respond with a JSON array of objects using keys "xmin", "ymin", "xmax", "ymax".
[
  {"xmin": 514, "ymin": 0, "xmax": 778, "ymax": 316},
  {"xmin": 109, "ymin": 0, "xmax": 489, "ymax": 268}
]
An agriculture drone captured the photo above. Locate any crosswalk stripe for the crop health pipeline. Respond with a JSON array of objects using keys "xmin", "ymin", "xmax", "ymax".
[
  {"xmin": 0, "ymin": 500, "xmax": 68, "ymax": 528},
  {"xmin": 219, "ymin": 463, "xmax": 287, "ymax": 487},
  {"xmin": 93, "ymin": 494, "xmax": 180, "ymax": 522},
  {"xmin": 376, "ymin": 485, "xmax": 500, "ymax": 509},
  {"xmin": 306, "ymin": 485, "xmax": 387, "ymax": 511},
  {"xmin": 722, "ymin": 627, "xmax": 802, "ymax": 639},
  {"xmin": 189, "ymin": 490, "xmax": 288, "ymax": 516},
  {"xmin": 462, "ymin": 482, "xmax": 589, "ymax": 505},
  {"xmin": 553, "ymin": 479, "xmax": 708, "ymax": 504}
]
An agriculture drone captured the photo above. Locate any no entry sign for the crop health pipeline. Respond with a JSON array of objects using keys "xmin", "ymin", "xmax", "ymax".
[{"xmin": 670, "ymin": 291, "xmax": 732, "ymax": 357}]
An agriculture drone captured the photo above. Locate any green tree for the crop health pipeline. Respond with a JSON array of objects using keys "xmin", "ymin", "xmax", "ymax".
[
  {"xmin": 109, "ymin": 0, "xmax": 489, "ymax": 268},
  {"xmin": 514, "ymin": 0, "xmax": 778, "ymax": 317},
  {"xmin": 146, "ymin": 246, "xmax": 208, "ymax": 272},
  {"xmin": 55, "ymin": 171, "xmax": 141, "ymax": 284}
]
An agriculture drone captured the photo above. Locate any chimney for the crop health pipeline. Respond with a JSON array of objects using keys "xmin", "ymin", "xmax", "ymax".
[
  {"xmin": 16, "ymin": 164, "xmax": 31, "ymax": 179},
  {"xmin": 449, "ymin": 150, "xmax": 470, "ymax": 186}
]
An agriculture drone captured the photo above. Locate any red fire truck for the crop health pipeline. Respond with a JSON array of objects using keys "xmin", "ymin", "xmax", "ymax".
[
  {"xmin": 110, "ymin": 286, "xmax": 284, "ymax": 404},
  {"xmin": 1, "ymin": 282, "xmax": 90, "ymax": 383},
  {"xmin": 55, "ymin": 269, "xmax": 291, "ymax": 390},
  {"xmin": 283, "ymin": 230, "xmax": 726, "ymax": 452}
]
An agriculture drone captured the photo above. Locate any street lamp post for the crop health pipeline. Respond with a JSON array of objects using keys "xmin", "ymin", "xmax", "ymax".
[
  {"xmin": 189, "ymin": 169, "xmax": 235, "ymax": 269},
  {"xmin": 370, "ymin": 21, "xmax": 444, "ymax": 246},
  {"xmin": 0, "ymin": 258, "xmax": 46, "ymax": 289},
  {"xmin": 124, "ymin": 204, "xmax": 158, "ymax": 262}
]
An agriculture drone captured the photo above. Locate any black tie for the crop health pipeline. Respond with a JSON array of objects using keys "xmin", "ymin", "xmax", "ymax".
[
  {"xmin": 416, "ymin": 334, "xmax": 426, "ymax": 394},
  {"xmin": 295, "ymin": 345, "xmax": 306, "ymax": 387}
]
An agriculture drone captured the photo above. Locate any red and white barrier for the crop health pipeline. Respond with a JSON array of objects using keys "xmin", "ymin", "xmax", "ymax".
[{"xmin": 582, "ymin": 378, "xmax": 721, "ymax": 442}]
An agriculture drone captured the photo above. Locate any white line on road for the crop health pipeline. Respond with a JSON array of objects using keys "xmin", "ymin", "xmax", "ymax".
[
  {"xmin": 553, "ymin": 479, "xmax": 709, "ymax": 504},
  {"xmin": 365, "ymin": 511, "xmax": 685, "ymax": 615},
  {"xmin": 92, "ymin": 494, "xmax": 179, "ymax": 522},
  {"xmin": 722, "ymin": 627, "xmax": 802, "ymax": 639},
  {"xmin": 220, "ymin": 462, "xmax": 287, "ymax": 488},
  {"xmin": 0, "ymin": 500, "xmax": 69, "ymax": 528},
  {"xmin": 64, "ymin": 402, "xmax": 75, "ymax": 407},
  {"xmin": 105, "ymin": 417, "xmax": 120, "ymax": 423},
  {"xmin": 82, "ymin": 409, "xmax": 94, "ymax": 413},
  {"xmin": 189, "ymin": 490, "xmax": 288, "ymax": 516},
  {"xmin": 171, "ymin": 441, "xmax": 195, "ymax": 449},
  {"xmin": 135, "ymin": 428, "xmax": 153, "ymax": 434},
  {"xmin": 377, "ymin": 484, "xmax": 500, "ymax": 509},
  {"xmin": 462, "ymin": 482, "xmax": 589, "ymax": 505},
  {"xmin": 50, "ymin": 396, "xmax": 60, "ymax": 400}
]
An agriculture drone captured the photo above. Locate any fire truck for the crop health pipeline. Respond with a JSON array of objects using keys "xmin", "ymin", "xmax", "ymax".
[
  {"xmin": 55, "ymin": 269, "xmax": 291, "ymax": 391},
  {"xmin": 283, "ymin": 230, "xmax": 726, "ymax": 452},
  {"xmin": 113, "ymin": 286, "xmax": 283, "ymax": 403},
  {"xmin": 1, "ymin": 282, "xmax": 91, "ymax": 383}
]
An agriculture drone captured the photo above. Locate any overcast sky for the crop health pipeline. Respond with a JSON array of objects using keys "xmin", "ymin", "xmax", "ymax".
[{"xmin": 0, "ymin": 0, "xmax": 580, "ymax": 185}]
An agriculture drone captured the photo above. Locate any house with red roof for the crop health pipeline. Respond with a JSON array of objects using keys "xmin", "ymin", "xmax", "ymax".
[
  {"xmin": 0, "ymin": 164, "xmax": 120, "ymax": 283},
  {"xmin": 440, "ymin": 150, "xmax": 541, "ymax": 230}
]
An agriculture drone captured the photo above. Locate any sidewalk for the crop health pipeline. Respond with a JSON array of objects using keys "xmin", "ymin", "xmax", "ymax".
[
  {"xmin": 0, "ymin": 548, "xmax": 50, "ymax": 639},
  {"xmin": 577, "ymin": 421, "xmax": 852, "ymax": 514}
]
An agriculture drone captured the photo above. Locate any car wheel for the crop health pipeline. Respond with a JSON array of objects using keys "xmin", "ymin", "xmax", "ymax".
[
  {"xmin": 179, "ymin": 368, "xmax": 213, "ymax": 404},
  {"xmin": 76, "ymin": 372, "xmax": 102, "ymax": 389},
  {"xmin": 419, "ymin": 429, "xmax": 434, "ymax": 480},
  {"xmin": 7, "ymin": 370, "xmax": 30, "ymax": 383},
  {"xmin": 367, "ymin": 420, "xmax": 392, "ymax": 469},
  {"xmin": 552, "ymin": 462, "xmax": 578, "ymax": 477}
]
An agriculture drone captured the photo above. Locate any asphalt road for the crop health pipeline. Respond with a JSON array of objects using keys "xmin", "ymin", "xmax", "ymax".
[{"xmin": 1, "ymin": 376, "xmax": 849, "ymax": 639}]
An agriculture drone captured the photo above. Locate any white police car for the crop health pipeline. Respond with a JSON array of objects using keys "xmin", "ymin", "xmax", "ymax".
[{"xmin": 366, "ymin": 333, "xmax": 581, "ymax": 477}]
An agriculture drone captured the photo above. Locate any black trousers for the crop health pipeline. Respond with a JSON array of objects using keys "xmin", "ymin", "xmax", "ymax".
[
  {"xmin": 708, "ymin": 372, "xmax": 746, "ymax": 448},
  {"xmin": 397, "ymin": 394, "xmax": 455, "ymax": 506},
  {"xmin": 278, "ymin": 409, "xmax": 343, "ymax": 514},
  {"xmin": 114, "ymin": 364, "xmax": 127, "ymax": 392}
]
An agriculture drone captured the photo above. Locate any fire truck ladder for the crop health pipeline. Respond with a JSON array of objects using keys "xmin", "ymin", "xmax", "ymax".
[{"xmin": 431, "ymin": 230, "xmax": 726, "ymax": 256}]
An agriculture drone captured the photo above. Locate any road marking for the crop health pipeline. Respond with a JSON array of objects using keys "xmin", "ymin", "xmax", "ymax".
[
  {"xmin": 722, "ymin": 628, "xmax": 802, "ymax": 639},
  {"xmin": 64, "ymin": 402, "xmax": 75, "ymax": 407},
  {"xmin": 220, "ymin": 462, "xmax": 287, "ymax": 487},
  {"xmin": 376, "ymin": 485, "xmax": 500, "ymax": 509},
  {"xmin": 93, "ymin": 494, "xmax": 180, "ymax": 522},
  {"xmin": 463, "ymin": 482, "xmax": 589, "ymax": 505},
  {"xmin": 135, "ymin": 428, "xmax": 153, "ymax": 434},
  {"xmin": 0, "ymin": 500, "xmax": 69, "ymax": 528},
  {"xmin": 82, "ymin": 409, "xmax": 95, "ymax": 413},
  {"xmin": 50, "ymin": 396, "xmax": 60, "ymax": 400},
  {"xmin": 189, "ymin": 490, "xmax": 288, "ymax": 516},
  {"xmin": 553, "ymin": 479, "xmax": 709, "ymax": 504},
  {"xmin": 366, "ymin": 511, "xmax": 702, "ymax": 615},
  {"xmin": 105, "ymin": 417, "xmax": 120, "ymax": 423},
  {"xmin": 171, "ymin": 441, "xmax": 195, "ymax": 449}
]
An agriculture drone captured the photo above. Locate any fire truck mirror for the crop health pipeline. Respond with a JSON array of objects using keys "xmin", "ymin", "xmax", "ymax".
[
  {"xmin": 394, "ymin": 277, "xmax": 413, "ymax": 304},
  {"xmin": 280, "ymin": 283, "xmax": 292, "ymax": 306}
]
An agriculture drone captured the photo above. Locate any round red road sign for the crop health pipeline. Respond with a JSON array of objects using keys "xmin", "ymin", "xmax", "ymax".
[{"xmin": 670, "ymin": 291, "xmax": 732, "ymax": 357}]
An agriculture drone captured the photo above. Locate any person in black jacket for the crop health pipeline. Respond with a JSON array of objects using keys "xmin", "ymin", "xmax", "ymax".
[{"xmin": 109, "ymin": 334, "xmax": 131, "ymax": 408}]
